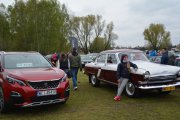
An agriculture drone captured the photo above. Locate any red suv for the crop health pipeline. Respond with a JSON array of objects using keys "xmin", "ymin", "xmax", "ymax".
[{"xmin": 0, "ymin": 51, "xmax": 70, "ymax": 113}]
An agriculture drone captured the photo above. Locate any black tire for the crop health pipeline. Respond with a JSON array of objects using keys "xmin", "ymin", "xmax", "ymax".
[
  {"xmin": 125, "ymin": 81, "xmax": 141, "ymax": 97},
  {"xmin": 90, "ymin": 75, "xmax": 100, "ymax": 87},
  {"xmin": 60, "ymin": 100, "xmax": 67, "ymax": 104},
  {"xmin": 0, "ymin": 86, "xmax": 9, "ymax": 113}
]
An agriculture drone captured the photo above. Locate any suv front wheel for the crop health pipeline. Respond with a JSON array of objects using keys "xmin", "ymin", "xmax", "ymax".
[{"xmin": 0, "ymin": 86, "xmax": 9, "ymax": 113}]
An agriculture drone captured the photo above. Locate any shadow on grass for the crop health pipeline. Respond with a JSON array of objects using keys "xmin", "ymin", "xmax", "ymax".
[{"xmin": 3, "ymin": 103, "xmax": 68, "ymax": 116}]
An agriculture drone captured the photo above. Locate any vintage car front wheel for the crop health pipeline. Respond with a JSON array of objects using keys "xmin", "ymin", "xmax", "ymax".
[
  {"xmin": 90, "ymin": 75, "xmax": 100, "ymax": 87},
  {"xmin": 125, "ymin": 81, "xmax": 141, "ymax": 97},
  {"xmin": 0, "ymin": 86, "xmax": 9, "ymax": 113}
]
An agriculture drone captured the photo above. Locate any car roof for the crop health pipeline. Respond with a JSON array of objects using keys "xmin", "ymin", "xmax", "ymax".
[
  {"xmin": 100, "ymin": 49, "xmax": 143, "ymax": 54},
  {"xmin": 0, "ymin": 51, "xmax": 39, "ymax": 55}
]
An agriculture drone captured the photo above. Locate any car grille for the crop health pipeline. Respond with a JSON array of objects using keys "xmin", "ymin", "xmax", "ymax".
[
  {"xmin": 31, "ymin": 94, "xmax": 60, "ymax": 102},
  {"xmin": 148, "ymin": 75, "xmax": 176, "ymax": 82},
  {"xmin": 28, "ymin": 80, "xmax": 60, "ymax": 90}
]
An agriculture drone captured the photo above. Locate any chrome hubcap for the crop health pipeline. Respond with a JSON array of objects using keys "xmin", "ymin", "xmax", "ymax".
[
  {"xmin": 91, "ymin": 75, "xmax": 96, "ymax": 85},
  {"xmin": 126, "ymin": 82, "xmax": 135, "ymax": 96}
]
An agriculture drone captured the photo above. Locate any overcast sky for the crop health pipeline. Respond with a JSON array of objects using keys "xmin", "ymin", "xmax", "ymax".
[{"xmin": 1, "ymin": 0, "xmax": 180, "ymax": 47}]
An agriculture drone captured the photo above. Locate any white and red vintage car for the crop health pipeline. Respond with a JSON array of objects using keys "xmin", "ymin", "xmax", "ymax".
[{"xmin": 84, "ymin": 49, "xmax": 180, "ymax": 97}]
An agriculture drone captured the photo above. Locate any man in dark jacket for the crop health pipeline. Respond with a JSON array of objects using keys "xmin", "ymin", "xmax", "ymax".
[
  {"xmin": 114, "ymin": 54, "xmax": 138, "ymax": 101},
  {"xmin": 68, "ymin": 48, "xmax": 82, "ymax": 90},
  {"xmin": 161, "ymin": 48, "xmax": 169, "ymax": 64}
]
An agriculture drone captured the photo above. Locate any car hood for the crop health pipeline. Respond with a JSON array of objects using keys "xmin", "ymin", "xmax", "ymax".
[
  {"xmin": 5, "ymin": 67, "xmax": 65, "ymax": 81},
  {"xmin": 132, "ymin": 60, "xmax": 180, "ymax": 76}
]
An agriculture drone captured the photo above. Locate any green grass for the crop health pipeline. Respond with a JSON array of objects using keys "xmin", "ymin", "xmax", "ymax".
[{"xmin": 1, "ymin": 72, "xmax": 180, "ymax": 120}]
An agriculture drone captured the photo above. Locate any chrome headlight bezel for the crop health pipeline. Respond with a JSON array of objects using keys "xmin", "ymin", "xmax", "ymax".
[
  {"xmin": 6, "ymin": 76, "xmax": 26, "ymax": 86},
  {"xmin": 177, "ymin": 70, "xmax": 180, "ymax": 77},
  {"xmin": 144, "ymin": 71, "xmax": 150, "ymax": 80},
  {"xmin": 60, "ymin": 74, "xmax": 67, "ymax": 82}
]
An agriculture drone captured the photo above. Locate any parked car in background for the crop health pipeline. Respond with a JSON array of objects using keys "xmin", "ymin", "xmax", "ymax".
[
  {"xmin": 175, "ymin": 57, "xmax": 180, "ymax": 67},
  {"xmin": 0, "ymin": 51, "xmax": 70, "ymax": 113},
  {"xmin": 45, "ymin": 54, "xmax": 53, "ymax": 61},
  {"xmin": 87, "ymin": 53, "xmax": 98, "ymax": 61},
  {"xmin": 149, "ymin": 56, "xmax": 162, "ymax": 64},
  {"xmin": 80, "ymin": 55, "xmax": 93, "ymax": 68},
  {"xmin": 84, "ymin": 49, "xmax": 180, "ymax": 97}
]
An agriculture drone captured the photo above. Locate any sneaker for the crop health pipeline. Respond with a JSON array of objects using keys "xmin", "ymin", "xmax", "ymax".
[
  {"xmin": 114, "ymin": 96, "xmax": 121, "ymax": 101},
  {"xmin": 74, "ymin": 86, "xmax": 78, "ymax": 91}
]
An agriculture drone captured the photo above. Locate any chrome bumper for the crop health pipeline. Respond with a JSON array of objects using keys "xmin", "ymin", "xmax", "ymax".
[
  {"xmin": 139, "ymin": 82, "xmax": 180, "ymax": 89},
  {"xmin": 22, "ymin": 98, "xmax": 66, "ymax": 107}
]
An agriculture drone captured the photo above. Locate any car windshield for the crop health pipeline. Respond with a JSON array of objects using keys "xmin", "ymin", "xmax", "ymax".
[
  {"xmin": 118, "ymin": 52, "xmax": 149, "ymax": 61},
  {"xmin": 4, "ymin": 54, "xmax": 52, "ymax": 69}
]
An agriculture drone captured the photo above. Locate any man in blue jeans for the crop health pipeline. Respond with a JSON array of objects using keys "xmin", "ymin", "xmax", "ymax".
[{"xmin": 68, "ymin": 48, "xmax": 82, "ymax": 90}]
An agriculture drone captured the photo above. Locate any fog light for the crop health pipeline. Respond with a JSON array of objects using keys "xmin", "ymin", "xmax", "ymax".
[{"xmin": 11, "ymin": 91, "xmax": 22, "ymax": 97}]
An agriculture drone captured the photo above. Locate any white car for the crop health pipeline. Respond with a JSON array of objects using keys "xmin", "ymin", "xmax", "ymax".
[{"xmin": 84, "ymin": 49, "xmax": 180, "ymax": 97}]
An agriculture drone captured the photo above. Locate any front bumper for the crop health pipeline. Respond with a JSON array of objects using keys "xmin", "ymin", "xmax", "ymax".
[
  {"xmin": 22, "ymin": 98, "xmax": 66, "ymax": 107},
  {"xmin": 139, "ymin": 82, "xmax": 180, "ymax": 89},
  {"xmin": 5, "ymin": 80, "xmax": 70, "ymax": 107}
]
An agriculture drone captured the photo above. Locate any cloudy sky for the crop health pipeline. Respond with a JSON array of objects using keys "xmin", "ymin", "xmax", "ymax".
[{"xmin": 1, "ymin": 0, "xmax": 180, "ymax": 47}]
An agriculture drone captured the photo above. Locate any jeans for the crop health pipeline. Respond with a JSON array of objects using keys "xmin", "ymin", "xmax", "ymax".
[
  {"xmin": 71, "ymin": 67, "xmax": 79, "ymax": 88},
  {"xmin": 117, "ymin": 78, "xmax": 129, "ymax": 96}
]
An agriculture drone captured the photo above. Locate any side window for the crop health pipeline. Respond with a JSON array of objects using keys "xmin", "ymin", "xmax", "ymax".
[
  {"xmin": 97, "ymin": 54, "xmax": 106, "ymax": 63},
  {"xmin": 118, "ymin": 53, "xmax": 122, "ymax": 63},
  {"xmin": 107, "ymin": 54, "xmax": 117, "ymax": 64}
]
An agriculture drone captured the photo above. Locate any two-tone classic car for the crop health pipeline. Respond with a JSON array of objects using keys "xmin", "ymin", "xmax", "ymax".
[
  {"xmin": 84, "ymin": 49, "xmax": 180, "ymax": 97},
  {"xmin": 0, "ymin": 51, "xmax": 70, "ymax": 113}
]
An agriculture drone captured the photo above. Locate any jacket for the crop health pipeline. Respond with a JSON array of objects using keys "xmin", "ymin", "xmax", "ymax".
[
  {"xmin": 68, "ymin": 52, "xmax": 82, "ymax": 69},
  {"xmin": 117, "ymin": 62, "xmax": 138, "ymax": 79}
]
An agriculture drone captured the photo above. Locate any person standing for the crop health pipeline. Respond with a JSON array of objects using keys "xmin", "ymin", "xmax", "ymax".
[
  {"xmin": 68, "ymin": 48, "xmax": 82, "ymax": 90},
  {"xmin": 51, "ymin": 52, "xmax": 58, "ymax": 67},
  {"xmin": 114, "ymin": 54, "xmax": 138, "ymax": 101},
  {"xmin": 160, "ymin": 48, "xmax": 169, "ymax": 65},
  {"xmin": 60, "ymin": 53, "xmax": 70, "ymax": 77}
]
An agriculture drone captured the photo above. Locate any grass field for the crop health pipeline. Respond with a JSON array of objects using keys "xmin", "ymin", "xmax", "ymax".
[{"xmin": 1, "ymin": 72, "xmax": 180, "ymax": 120}]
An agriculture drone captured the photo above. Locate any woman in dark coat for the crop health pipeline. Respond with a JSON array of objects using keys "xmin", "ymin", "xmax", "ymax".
[{"xmin": 114, "ymin": 54, "xmax": 138, "ymax": 101}]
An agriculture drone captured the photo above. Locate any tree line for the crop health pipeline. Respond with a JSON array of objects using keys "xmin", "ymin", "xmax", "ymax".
[{"xmin": 0, "ymin": 0, "xmax": 174, "ymax": 54}]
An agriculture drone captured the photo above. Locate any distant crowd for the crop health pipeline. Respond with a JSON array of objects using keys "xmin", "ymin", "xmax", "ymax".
[{"xmin": 146, "ymin": 48, "xmax": 177, "ymax": 65}]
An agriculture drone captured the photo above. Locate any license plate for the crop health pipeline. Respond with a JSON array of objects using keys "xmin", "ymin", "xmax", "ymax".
[
  {"xmin": 37, "ymin": 90, "xmax": 57, "ymax": 96},
  {"xmin": 162, "ymin": 86, "xmax": 175, "ymax": 91}
]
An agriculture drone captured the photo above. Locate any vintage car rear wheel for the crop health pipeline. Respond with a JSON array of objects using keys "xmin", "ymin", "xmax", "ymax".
[
  {"xmin": 0, "ymin": 86, "xmax": 9, "ymax": 113},
  {"xmin": 90, "ymin": 75, "xmax": 100, "ymax": 87},
  {"xmin": 125, "ymin": 81, "xmax": 141, "ymax": 97}
]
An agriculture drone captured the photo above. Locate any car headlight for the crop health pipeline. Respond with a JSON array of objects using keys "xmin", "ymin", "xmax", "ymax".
[
  {"xmin": 60, "ymin": 74, "xmax": 67, "ymax": 82},
  {"xmin": 144, "ymin": 71, "xmax": 150, "ymax": 80},
  {"xmin": 6, "ymin": 76, "xmax": 26, "ymax": 86},
  {"xmin": 177, "ymin": 70, "xmax": 180, "ymax": 77}
]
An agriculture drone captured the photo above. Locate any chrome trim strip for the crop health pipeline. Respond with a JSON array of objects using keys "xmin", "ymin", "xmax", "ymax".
[
  {"xmin": 139, "ymin": 82, "xmax": 180, "ymax": 89},
  {"xmin": 22, "ymin": 98, "xmax": 66, "ymax": 107},
  {"xmin": 98, "ymin": 78, "xmax": 117, "ymax": 85}
]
